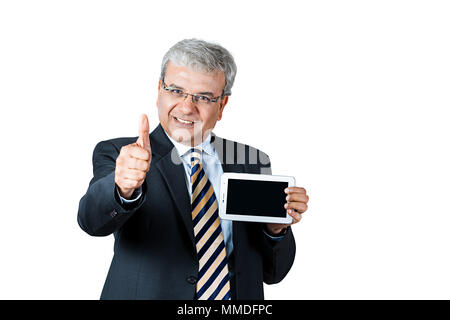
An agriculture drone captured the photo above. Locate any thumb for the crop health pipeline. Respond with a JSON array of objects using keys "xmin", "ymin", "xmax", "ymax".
[{"xmin": 137, "ymin": 114, "xmax": 151, "ymax": 151}]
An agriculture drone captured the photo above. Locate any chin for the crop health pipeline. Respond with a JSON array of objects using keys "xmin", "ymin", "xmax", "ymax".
[
  {"xmin": 169, "ymin": 124, "xmax": 206, "ymax": 146},
  {"xmin": 174, "ymin": 133, "xmax": 193, "ymax": 145}
]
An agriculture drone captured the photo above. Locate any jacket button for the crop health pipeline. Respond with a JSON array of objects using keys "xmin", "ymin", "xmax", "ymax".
[{"xmin": 186, "ymin": 276, "xmax": 197, "ymax": 285}]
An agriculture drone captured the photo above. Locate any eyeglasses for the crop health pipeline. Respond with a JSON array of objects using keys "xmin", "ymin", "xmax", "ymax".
[{"xmin": 161, "ymin": 81, "xmax": 224, "ymax": 107}]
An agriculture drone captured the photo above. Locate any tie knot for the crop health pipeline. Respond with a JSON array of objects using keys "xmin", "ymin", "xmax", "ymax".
[{"xmin": 190, "ymin": 147, "xmax": 202, "ymax": 166}]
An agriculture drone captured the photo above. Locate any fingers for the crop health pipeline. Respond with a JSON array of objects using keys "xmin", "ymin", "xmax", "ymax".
[
  {"xmin": 288, "ymin": 210, "xmax": 302, "ymax": 223},
  {"xmin": 286, "ymin": 193, "xmax": 309, "ymax": 203},
  {"xmin": 115, "ymin": 177, "xmax": 144, "ymax": 190},
  {"xmin": 114, "ymin": 159, "xmax": 148, "ymax": 197},
  {"xmin": 284, "ymin": 186, "xmax": 309, "ymax": 221},
  {"xmin": 117, "ymin": 167, "xmax": 147, "ymax": 180},
  {"xmin": 285, "ymin": 187, "xmax": 306, "ymax": 194},
  {"xmin": 128, "ymin": 157, "xmax": 151, "ymax": 171},
  {"xmin": 284, "ymin": 187, "xmax": 309, "ymax": 208},
  {"xmin": 137, "ymin": 114, "xmax": 151, "ymax": 152},
  {"xmin": 285, "ymin": 201, "xmax": 308, "ymax": 214},
  {"xmin": 120, "ymin": 144, "xmax": 151, "ymax": 161}
]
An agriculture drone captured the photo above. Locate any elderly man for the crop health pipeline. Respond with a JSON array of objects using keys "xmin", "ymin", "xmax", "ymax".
[{"xmin": 78, "ymin": 39, "xmax": 309, "ymax": 300}]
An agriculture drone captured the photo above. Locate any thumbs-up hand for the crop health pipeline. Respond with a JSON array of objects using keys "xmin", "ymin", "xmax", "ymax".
[{"xmin": 115, "ymin": 114, "xmax": 152, "ymax": 199}]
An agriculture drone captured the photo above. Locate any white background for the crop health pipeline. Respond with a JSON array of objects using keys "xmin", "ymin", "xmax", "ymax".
[{"xmin": 1, "ymin": 0, "xmax": 449, "ymax": 299}]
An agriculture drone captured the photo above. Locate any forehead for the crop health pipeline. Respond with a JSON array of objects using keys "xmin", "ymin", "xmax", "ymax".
[{"xmin": 164, "ymin": 62, "xmax": 225, "ymax": 93}]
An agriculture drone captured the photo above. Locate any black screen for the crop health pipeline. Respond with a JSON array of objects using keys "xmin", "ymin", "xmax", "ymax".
[{"xmin": 226, "ymin": 179, "xmax": 288, "ymax": 217}]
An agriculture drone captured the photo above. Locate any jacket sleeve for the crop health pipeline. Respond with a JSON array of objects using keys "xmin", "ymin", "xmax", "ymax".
[
  {"xmin": 77, "ymin": 140, "xmax": 146, "ymax": 236},
  {"xmin": 257, "ymin": 152, "xmax": 296, "ymax": 284},
  {"xmin": 261, "ymin": 226, "xmax": 296, "ymax": 284}
]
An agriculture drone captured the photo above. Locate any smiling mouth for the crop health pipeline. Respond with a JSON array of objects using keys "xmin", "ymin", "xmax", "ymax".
[{"xmin": 173, "ymin": 116, "xmax": 196, "ymax": 125}]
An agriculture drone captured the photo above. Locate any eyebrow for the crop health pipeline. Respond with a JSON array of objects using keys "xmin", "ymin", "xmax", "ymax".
[{"xmin": 167, "ymin": 83, "xmax": 215, "ymax": 97}]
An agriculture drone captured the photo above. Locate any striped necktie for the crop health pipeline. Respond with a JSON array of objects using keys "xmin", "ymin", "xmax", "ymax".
[{"xmin": 190, "ymin": 147, "xmax": 231, "ymax": 300}]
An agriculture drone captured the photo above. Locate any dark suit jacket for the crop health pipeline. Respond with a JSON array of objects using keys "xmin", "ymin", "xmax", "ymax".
[{"xmin": 77, "ymin": 124, "xmax": 296, "ymax": 300}]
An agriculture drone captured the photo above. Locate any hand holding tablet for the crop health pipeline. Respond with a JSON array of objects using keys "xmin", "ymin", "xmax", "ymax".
[
  {"xmin": 219, "ymin": 173, "xmax": 308, "ymax": 226},
  {"xmin": 267, "ymin": 186, "xmax": 309, "ymax": 235}
]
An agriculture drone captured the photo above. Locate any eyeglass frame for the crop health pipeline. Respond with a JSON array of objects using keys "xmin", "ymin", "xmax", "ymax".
[{"xmin": 160, "ymin": 79, "xmax": 226, "ymax": 105}]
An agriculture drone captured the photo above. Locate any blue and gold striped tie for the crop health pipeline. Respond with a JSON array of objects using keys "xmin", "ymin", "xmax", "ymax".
[{"xmin": 190, "ymin": 147, "xmax": 231, "ymax": 300}]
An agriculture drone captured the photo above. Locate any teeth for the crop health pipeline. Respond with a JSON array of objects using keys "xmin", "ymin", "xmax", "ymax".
[{"xmin": 176, "ymin": 117, "xmax": 194, "ymax": 124}]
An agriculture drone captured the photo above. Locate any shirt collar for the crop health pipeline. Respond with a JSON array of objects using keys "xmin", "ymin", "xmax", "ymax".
[{"xmin": 163, "ymin": 129, "xmax": 215, "ymax": 158}]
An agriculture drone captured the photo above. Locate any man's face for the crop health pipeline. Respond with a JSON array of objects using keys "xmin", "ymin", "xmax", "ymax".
[{"xmin": 156, "ymin": 62, "xmax": 228, "ymax": 146}]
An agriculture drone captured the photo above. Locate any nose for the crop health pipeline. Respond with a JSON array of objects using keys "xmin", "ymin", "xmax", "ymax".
[{"xmin": 178, "ymin": 95, "xmax": 197, "ymax": 113}]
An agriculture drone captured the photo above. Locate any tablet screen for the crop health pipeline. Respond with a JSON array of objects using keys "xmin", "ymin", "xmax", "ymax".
[{"xmin": 226, "ymin": 179, "xmax": 288, "ymax": 217}]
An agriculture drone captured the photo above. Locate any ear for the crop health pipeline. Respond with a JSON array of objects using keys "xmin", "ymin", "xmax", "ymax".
[
  {"xmin": 217, "ymin": 96, "xmax": 229, "ymax": 121},
  {"xmin": 156, "ymin": 80, "xmax": 162, "ymax": 109}
]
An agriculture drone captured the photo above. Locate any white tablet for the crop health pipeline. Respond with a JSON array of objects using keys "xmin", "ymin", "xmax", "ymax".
[{"xmin": 219, "ymin": 173, "xmax": 295, "ymax": 224}]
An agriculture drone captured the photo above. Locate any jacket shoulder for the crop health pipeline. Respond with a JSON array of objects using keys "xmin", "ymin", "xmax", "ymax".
[
  {"xmin": 94, "ymin": 137, "xmax": 137, "ymax": 150},
  {"xmin": 212, "ymin": 135, "xmax": 271, "ymax": 170},
  {"xmin": 91, "ymin": 137, "xmax": 138, "ymax": 169}
]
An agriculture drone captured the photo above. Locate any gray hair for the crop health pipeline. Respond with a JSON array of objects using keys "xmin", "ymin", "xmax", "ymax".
[{"xmin": 160, "ymin": 38, "xmax": 237, "ymax": 96}]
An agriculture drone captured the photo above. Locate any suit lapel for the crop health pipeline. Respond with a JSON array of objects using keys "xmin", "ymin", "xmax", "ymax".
[
  {"xmin": 155, "ymin": 153, "xmax": 195, "ymax": 248},
  {"xmin": 150, "ymin": 125, "xmax": 195, "ymax": 250}
]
